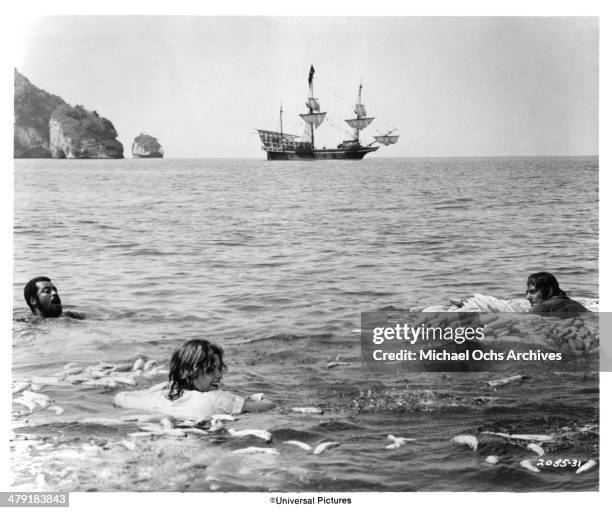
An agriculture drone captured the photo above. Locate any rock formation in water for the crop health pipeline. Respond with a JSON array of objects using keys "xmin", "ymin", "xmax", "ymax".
[
  {"xmin": 49, "ymin": 105, "xmax": 124, "ymax": 159},
  {"xmin": 14, "ymin": 69, "xmax": 67, "ymax": 158},
  {"xmin": 132, "ymin": 133, "xmax": 164, "ymax": 158},
  {"xmin": 14, "ymin": 69, "xmax": 124, "ymax": 159}
]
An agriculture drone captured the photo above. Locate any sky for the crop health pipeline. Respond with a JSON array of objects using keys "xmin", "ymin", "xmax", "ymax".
[{"xmin": 13, "ymin": 16, "xmax": 598, "ymax": 158}]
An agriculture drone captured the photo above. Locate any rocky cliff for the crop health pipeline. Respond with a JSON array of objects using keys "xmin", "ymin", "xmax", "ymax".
[
  {"xmin": 132, "ymin": 133, "xmax": 164, "ymax": 158},
  {"xmin": 14, "ymin": 69, "xmax": 67, "ymax": 158},
  {"xmin": 50, "ymin": 105, "xmax": 124, "ymax": 159},
  {"xmin": 14, "ymin": 69, "xmax": 124, "ymax": 159}
]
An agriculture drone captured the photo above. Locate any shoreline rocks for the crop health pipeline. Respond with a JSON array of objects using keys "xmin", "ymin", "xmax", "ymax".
[
  {"xmin": 14, "ymin": 70, "xmax": 67, "ymax": 158},
  {"xmin": 14, "ymin": 69, "xmax": 124, "ymax": 159},
  {"xmin": 50, "ymin": 105, "xmax": 124, "ymax": 159}
]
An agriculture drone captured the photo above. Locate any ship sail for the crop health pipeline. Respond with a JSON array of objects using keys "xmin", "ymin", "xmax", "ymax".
[
  {"xmin": 306, "ymin": 98, "xmax": 321, "ymax": 111},
  {"xmin": 373, "ymin": 135, "xmax": 399, "ymax": 145},
  {"xmin": 344, "ymin": 82, "xmax": 374, "ymax": 143},
  {"xmin": 354, "ymin": 104, "xmax": 367, "ymax": 117},
  {"xmin": 345, "ymin": 117, "xmax": 374, "ymax": 130},
  {"xmin": 300, "ymin": 112, "xmax": 327, "ymax": 128}
]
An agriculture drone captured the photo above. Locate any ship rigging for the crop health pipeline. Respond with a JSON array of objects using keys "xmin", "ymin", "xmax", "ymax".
[{"xmin": 257, "ymin": 65, "xmax": 399, "ymax": 161}]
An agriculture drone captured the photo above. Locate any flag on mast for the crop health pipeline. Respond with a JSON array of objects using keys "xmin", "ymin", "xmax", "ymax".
[{"xmin": 308, "ymin": 65, "xmax": 315, "ymax": 86}]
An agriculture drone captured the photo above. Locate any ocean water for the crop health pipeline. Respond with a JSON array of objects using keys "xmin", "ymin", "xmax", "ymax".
[{"xmin": 12, "ymin": 156, "xmax": 599, "ymax": 491}]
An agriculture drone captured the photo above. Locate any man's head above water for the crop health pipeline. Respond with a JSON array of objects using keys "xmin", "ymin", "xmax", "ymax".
[
  {"xmin": 24, "ymin": 276, "xmax": 63, "ymax": 317},
  {"xmin": 525, "ymin": 272, "xmax": 566, "ymax": 307}
]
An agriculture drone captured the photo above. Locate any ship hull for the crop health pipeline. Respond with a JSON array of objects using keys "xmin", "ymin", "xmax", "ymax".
[{"xmin": 266, "ymin": 147, "xmax": 378, "ymax": 161}]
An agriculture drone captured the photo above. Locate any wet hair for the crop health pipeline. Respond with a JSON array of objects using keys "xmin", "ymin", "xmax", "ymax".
[
  {"xmin": 23, "ymin": 276, "xmax": 52, "ymax": 313},
  {"xmin": 527, "ymin": 272, "xmax": 567, "ymax": 301},
  {"xmin": 166, "ymin": 339, "xmax": 227, "ymax": 401}
]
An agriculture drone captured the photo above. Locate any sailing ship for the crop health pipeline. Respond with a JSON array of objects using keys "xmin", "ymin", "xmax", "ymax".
[{"xmin": 257, "ymin": 65, "xmax": 399, "ymax": 160}]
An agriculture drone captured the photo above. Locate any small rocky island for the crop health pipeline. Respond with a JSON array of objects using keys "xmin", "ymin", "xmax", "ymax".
[
  {"xmin": 132, "ymin": 133, "xmax": 164, "ymax": 158},
  {"xmin": 14, "ymin": 69, "xmax": 123, "ymax": 159}
]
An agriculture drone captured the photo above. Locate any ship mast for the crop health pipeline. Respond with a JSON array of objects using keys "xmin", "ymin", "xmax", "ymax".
[
  {"xmin": 280, "ymin": 103, "xmax": 284, "ymax": 152},
  {"xmin": 309, "ymin": 78, "xmax": 314, "ymax": 147},
  {"xmin": 299, "ymin": 65, "xmax": 327, "ymax": 148},
  {"xmin": 345, "ymin": 81, "xmax": 374, "ymax": 145},
  {"xmin": 355, "ymin": 83, "xmax": 363, "ymax": 141}
]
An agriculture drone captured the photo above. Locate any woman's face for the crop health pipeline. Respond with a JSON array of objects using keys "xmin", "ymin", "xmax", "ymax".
[{"xmin": 192, "ymin": 354, "xmax": 223, "ymax": 392}]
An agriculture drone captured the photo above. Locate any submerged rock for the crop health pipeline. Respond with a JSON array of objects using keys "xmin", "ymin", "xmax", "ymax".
[
  {"xmin": 49, "ymin": 104, "xmax": 124, "ymax": 159},
  {"xmin": 14, "ymin": 69, "xmax": 67, "ymax": 158},
  {"xmin": 132, "ymin": 133, "xmax": 164, "ymax": 158}
]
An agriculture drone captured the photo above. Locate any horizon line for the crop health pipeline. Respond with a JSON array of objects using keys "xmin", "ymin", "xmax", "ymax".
[{"xmin": 13, "ymin": 154, "xmax": 599, "ymax": 161}]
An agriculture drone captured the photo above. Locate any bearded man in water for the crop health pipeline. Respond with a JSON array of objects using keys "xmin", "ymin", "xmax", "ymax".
[{"xmin": 23, "ymin": 276, "xmax": 84, "ymax": 319}]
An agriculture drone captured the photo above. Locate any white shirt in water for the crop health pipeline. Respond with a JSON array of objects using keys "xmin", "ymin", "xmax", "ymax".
[{"xmin": 114, "ymin": 382, "xmax": 245, "ymax": 422}]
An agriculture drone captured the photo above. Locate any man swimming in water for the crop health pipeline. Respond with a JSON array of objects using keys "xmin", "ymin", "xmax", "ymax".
[
  {"xmin": 526, "ymin": 272, "xmax": 588, "ymax": 314},
  {"xmin": 23, "ymin": 276, "xmax": 84, "ymax": 319}
]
